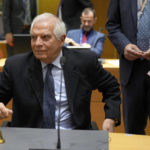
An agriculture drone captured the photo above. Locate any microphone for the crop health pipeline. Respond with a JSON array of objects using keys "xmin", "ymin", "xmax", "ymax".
[
  {"xmin": 60, "ymin": 56, "xmax": 66, "ymax": 68},
  {"xmin": 57, "ymin": 56, "xmax": 66, "ymax": 149},
  {"xmin": 29, "ymin": 56, "xmax": 67, "ymax": 150}
]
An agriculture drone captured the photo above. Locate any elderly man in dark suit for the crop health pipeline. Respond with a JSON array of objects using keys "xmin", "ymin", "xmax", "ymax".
[
  {"xmin": 2, "ymin": 0, "xmax": 37, "ymax": 56},
  {"xmin": 57, "ymin": 0, "xmax": 93, "ymax": 30},
  {"xmin": 0, "ymin": 13, "xmax": 121, "ymax": 131},
  {"xmin": 106, "ymin": 0, "xmax": 150, "ymax": 134}
]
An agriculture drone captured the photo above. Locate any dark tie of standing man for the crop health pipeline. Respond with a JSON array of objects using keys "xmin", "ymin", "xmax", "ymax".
[
  {"xmin": 137, "ymin": 0, "xmax": 150, "ymax": 51},
  {"xmin": 23, "ymin": 0, "xmax": 32, "ymax": 25}
]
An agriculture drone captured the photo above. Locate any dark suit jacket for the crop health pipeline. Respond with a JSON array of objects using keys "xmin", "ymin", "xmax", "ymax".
[
  {"xmin": 106, "ymin": 0, "xmax": 137, "ymax": 85},
  {"xmin": 2, "ymin": 0, "xmax": 37, "ymax": 34},
  {"xmin": 0, "ymin": 47, "xmax": 121, "ymax": 129},
  {"xmin": 61, "ymin": 0, "xmax": 93, "ymax": 30}
]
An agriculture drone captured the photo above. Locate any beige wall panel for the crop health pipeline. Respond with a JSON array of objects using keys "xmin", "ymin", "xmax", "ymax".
[{"xmin": 39, "ymin": 0, "xmax": 59, "ymax": 15}]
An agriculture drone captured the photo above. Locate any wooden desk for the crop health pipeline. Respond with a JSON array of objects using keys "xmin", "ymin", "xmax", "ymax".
[
  {"xmin": 1, "ymin": 127, "xmax": 150, "ymax": 150},
  {"xmin": 109, "ymin": 132, "xmax": 150, "ymax": 150},
  {"xmin": 0, "ymin": 41, "xmax": 7, "ymax": 58},
  {"xmin": 0, "ymin": 58, "xmax": 6, "ymax": 72}
]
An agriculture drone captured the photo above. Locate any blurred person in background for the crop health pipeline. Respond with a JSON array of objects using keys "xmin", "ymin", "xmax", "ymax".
[
  {"xmin": 65, "ymin": 8, "xmax": 105, "ymax": 57},
  {"xmin": 57, "ymin": 0, "xmax": 93, "ymax": 31},
  {"xmin": 2, "ymin": 0, "xmax": 37, "ymax": 56}
]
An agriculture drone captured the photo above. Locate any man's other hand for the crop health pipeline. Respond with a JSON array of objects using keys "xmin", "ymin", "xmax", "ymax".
[
  {"xmin": 102, "ymin": 118, "xmax": 115, "ymax": 132},
  {"xmin": 0, "ymin": 102, "xmax": 13, "ymax": 120}
]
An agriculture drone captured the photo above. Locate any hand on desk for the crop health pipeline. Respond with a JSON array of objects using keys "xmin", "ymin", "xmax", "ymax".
[
  {"xmin": 0, "ymin": 102, "xmax": 13, "ymax": 119},
  {"xmin": 65, "ymin": 37, "xmax": 79, "ymax": 46},
  {"xmin": 65, "ymin": 37, "xmax": 91, "ymax": 48},
  {"xmin": 102, "ymin": 118, "xmax": 115, "ymax": 132}
]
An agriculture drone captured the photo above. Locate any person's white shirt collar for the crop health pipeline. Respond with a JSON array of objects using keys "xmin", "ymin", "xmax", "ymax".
[{"xmin": 41, "ymin": 51, "xmax": 62, "ymax": 69}]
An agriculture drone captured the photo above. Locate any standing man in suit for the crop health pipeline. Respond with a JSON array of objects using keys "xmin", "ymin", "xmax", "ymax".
[
  {"xmin": 57, "ymin": 0, "xmax": 93, "ymax": 31},
  {"xmin": 2, "ymin": 0, "xmax": 37, "ymax": 56},
  {"xmin": 65, "ymin": 8, "xmax": 105, "ymax": 57},
  {"xmin": 106, "ymin": 0, "xmax": 150, "ymax": 134},
  {"xmin": 0, "ymin": 13, "xmax": 121, "ymax": 131}
]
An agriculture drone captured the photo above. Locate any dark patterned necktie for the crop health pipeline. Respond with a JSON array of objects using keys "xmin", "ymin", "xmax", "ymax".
[
  {"xmin": 137, "ymin": 0, "xmax": 150, "ymax": 51},
  {"xmin": 43, "ymin": 64, "xmax": 56, "ymax": 128}
]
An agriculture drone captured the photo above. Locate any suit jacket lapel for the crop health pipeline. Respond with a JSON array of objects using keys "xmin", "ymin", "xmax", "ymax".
[
  {"xmin": 131, "ymin": 0, "xmax": 137, "ymax": 29},
  {"xmin": 27, "ymin": 57, "xmax": 43, "ymax": 110},
  {"xmin": 63, "ymin": 48, "xmax": 80, "ymax": 113},
  {"xmin": 27, "ymin": 48, "xmax": 80, "ymax": 113}
]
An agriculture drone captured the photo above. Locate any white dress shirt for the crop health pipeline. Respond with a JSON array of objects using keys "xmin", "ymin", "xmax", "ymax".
[{"xmin": 41, "ymin": 51, "xmax": 75, "ymax": 129}]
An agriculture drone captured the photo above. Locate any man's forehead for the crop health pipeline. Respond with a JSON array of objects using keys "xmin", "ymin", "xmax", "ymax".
[
  {"xmin": 81, "ymin": 15, "xmax": 94, "ymax": 20},
  {"xmin": 31, "ymin": 27, "xmax": 52, "ymax": 36},
  {"xmin": 32, "ymin": 22, "xmax": 54, "ymax": 32},
  {"xmin": 81, "ymin": 14, "xmax": 94, "ymax": 19}
]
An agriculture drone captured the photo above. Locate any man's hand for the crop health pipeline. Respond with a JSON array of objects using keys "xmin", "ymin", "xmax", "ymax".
[
  {"xmin": 124, "ymin": 44, "xmax": 143, "ymax": 61},
  {"xmin": 0, "ymin": 102, "xmax": 13, "ymax": 120},
  {"xmin": 142, "ymin": 48, "xmax": 150, "ymax": 60},
  {"xmin": 65, "ymin": 37, "xmax": 79, "ymax": 46},
  {"xmin": 5, "ymin": 33, "xmax": 13, "ymax": 46},
  {"xmin": 102, "ymin": 118, "xmax": 115, "ymax": 132}
]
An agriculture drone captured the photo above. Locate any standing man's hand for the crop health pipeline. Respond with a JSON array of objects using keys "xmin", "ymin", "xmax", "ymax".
[
  {"xmin": 5, "ymin": 33, "xmax": 14, "ymax": 46},
  {"xmin": 102, "ymin": 118, "xmax": 115, "ymax": 132},
  {"xmin": 0, "ymin": 102, "xmax": 13, "ymax": 120},
  {"xmin": 142, "ymin": 48, "xmax": 150, "ymax": 60},
  {"xmin": 124, "ymin": 44, "xmax": 143, "ymax": 61}
]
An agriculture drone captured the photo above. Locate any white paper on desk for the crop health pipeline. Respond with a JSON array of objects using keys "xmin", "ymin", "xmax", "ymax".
[
  {"xmin": 106, "ymin": 60, "xmax": 119, "ymax": 66},
  {"xmin": 67, "ymin": 46, "xmax": 90, "ymax": 50}
]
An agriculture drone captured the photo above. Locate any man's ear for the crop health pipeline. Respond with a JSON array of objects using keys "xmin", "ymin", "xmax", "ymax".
[
  {"xmin": 60, "ymin": 35, "xmax": 66, "ymax": 46},
  {"xmin": 94, "ymin": 17, "xmax": 97, "ymax": 24},
  {"xmin": 61, "ymin": 35, "xmax": 66, "ymax": 42}
]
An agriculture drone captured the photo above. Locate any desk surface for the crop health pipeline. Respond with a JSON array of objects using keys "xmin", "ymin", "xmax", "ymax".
[
  {"xmin": 102, "ymin": 59, "xmax": 119, "ymax": 69},
  {"xmin": 0, "ymin": 128, "xmax": 150, "ymax": 150},
  {"xmin": 0, "ymin": 41, "xmax": 6, "ymax": 44},
  {"xmin": 109, "ymin": 132, "xmax": 150, "ymax": 150},
  {"xmin": 0, "ymin": 127, "xmax": 108, "ymax": 150}
]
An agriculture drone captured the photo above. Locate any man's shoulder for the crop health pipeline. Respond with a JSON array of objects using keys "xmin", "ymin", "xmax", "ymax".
[
  {"xmin": 67, "ymin": 29, "xmax": 81, "ymax": 35},
  {"xmin": 5, "ymin": 52, "xmax": 34, "ymax": 67},
  {"xmin": 63, "ymin": 46, "xmax": 98, "ymax": 59},
  {"xmin": 93, "ymin": 30, "xmax": 105, "ymax": 38}
]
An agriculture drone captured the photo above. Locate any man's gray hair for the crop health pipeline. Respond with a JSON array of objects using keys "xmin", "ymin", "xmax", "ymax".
[{"xmin": 30, "ymin": 13, "xmax": 66, "ymax": 40}]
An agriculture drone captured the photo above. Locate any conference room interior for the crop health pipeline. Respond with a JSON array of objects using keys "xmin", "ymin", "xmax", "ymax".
[{"xmin": 0, "ymin": 0, "xmax": 150, "ymax": 135}]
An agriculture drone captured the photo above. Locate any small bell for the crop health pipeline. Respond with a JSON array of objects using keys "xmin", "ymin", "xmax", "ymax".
[{"xmin": 0, "ymin": 130, "xmax": 5, "ymax": 144}]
